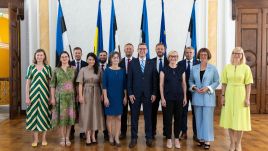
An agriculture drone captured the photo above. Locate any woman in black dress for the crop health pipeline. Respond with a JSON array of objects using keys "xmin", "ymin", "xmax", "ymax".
[{"xmin": 160, "ymin": 50, "xmax": 187, "ymax": 149}]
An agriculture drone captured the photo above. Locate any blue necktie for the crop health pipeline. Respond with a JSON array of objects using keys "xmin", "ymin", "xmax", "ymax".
[
  {"xmin": 159, "ymin": 58, "xmax": 163, "ymax": 72},
  {"xmin": 186, "ymin": 60, "xmax": 191, "ymax": 79},
  {"xmin": 141, "ymin": 59, "xmax": 145, "ymax": 73}
]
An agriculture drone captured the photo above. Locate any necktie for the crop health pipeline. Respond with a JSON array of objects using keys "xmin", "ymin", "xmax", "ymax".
[
  {"xmin": 76, "ymin": 61, "xmax": 80, "ymax": 72},
  {"xmin": 127, "ymin": 58, "xmax": 131, "ymax": 70},
  {"xmin": 159, "ymin": 58, "xmax": 163, "ymax": 72},
  {"xmin": 101, "ymin": 64, "xmax": 105, "ymax": 71},
  {"xmin": 141, "ymin": 59, "xmax": 145, "ymax": 73},
  {"xmin": 186, "ymin": 60, "xmax": 191, "ymax": 79}
]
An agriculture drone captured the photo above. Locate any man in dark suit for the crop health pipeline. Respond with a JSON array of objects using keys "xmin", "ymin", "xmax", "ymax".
[
  {"xmin": 97, "ymin": 50, "xmax": 109, "ymax": 141},
  {"xmin": 118, "ymin": 43, "xmax": 135, "ymax": 139},
  {"xmin": 70, "ymin": 47, "xmax": 88, "ymax": 140},
  {"xmin": 151, "ymin": 43, "xmax": 169, "ymax": 139},
  {"xmin": 178, "ymin": 46, "xmax": 200, "ymax": 141},
  {"xmin": 128, "ymin": 43, "xmax": 157, "ymax": 148}
]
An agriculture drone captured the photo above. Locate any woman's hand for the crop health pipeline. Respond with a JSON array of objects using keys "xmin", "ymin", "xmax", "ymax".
[
  {"xmin": 25, "ymin": 97, "xmax": 31, "ymax": 106},
  {"xmin": 199, "ymin": 87, "xmax": 209, "ymax": 94},
  {"xmin": 123, "ymin": 96, "xmax": 128, "ymax": 106},
  {"xmin": 161, "ymin": 98, "xmax": 166, "ymax": 107},
  {"xmin": 221, "ymin": 96, "xmax": 225, "ymax": 107},
  {"xmin": 79, "ymin": 95, "xmax": 84, "ymax": 104},
  {"xmin": 50, "ymin": 97, "xmax": 56, "ymax": 106},
  {"xmin": 183, "ymin": 98, "xmax": 187, "ymax": 107},
  {"xmin": 244, "ymin": 99, "xmax": 250, "ymax": 107},
  {"xmin": 104, "ymin": 97, "xmax": 110, "ymax": 107}
]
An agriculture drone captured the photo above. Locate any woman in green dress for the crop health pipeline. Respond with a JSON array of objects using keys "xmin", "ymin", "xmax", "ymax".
[
  {"xmin": 50, "ymin": 51, "xmax": 76, "ymax": 147},
  {"xmin": 220, "ymin": 47, "xmax": 253, "ymax": 151},
  {"xmin": 25, "ymin": 49, "xmax": 52, "ymax": 147}
]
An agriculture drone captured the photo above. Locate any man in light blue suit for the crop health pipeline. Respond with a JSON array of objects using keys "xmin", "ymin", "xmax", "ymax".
[{"xmin": 189, "ymin": 48, "xmax": 219, "ymax": 149}]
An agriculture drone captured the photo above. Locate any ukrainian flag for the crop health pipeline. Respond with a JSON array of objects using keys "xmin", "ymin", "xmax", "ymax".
[{"xmin": 94, "ymin": 0, "xmax": 103, "ymax": 56}]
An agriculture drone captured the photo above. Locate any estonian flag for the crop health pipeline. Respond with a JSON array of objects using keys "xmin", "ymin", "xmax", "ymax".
[
  {"xmin": 185, "ymin": 0, "xmax": 197, "ymax": 59},
  {"xmin": 159, "ymin": 0, "xmax": 167, "ymax": 56},
  {"xmin": 108, "ymin": 0, "xmax": 118, "ymax": 54},
  {"xmin": 94, "ymin": 0, "xmax": 104, "ymax": 56},
  {"xmin": 140, "ymin": 0, "xmax": 150, "ymax": 59},
  {"xmin": 56, "ymin": 0, "xmax": 72, "ymax": 66}
]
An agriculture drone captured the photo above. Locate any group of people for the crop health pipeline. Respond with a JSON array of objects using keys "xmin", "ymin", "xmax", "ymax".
[{"xmin": 25, "ymin": 43, "xmax": 253, "ymax": 151}]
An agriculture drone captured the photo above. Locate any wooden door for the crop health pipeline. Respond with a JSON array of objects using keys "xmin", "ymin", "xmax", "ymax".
[
  {"xmin": 9, "ymin": 4, "xmax": 21, "ymax": 119},
  {"xmin": 262, "ymin": 9, "xmax": 268, "ymax": 113},
  {"xmin": 236, "ymin": 9, "xmax": 262, "ymax": 113}
]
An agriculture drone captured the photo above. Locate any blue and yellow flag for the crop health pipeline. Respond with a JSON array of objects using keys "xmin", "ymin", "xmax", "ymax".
[{"xmin": 94, "ymin": 0, "xmax": 103, "ymax": 56}]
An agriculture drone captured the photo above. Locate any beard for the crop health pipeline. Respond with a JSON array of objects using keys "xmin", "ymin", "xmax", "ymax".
[{"xmin": 99, "ymin": 59, "xmax": 107, "ymax": 64}]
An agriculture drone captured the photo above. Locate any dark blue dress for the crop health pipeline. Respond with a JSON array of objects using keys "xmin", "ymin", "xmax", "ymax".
[{"xmin": 102, "ymin": 67, "xmax": 126, "ymax": 115}]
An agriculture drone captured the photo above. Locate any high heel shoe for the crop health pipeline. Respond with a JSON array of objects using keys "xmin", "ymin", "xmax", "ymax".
[
  {"xmin": 166, "ymin": 139, "xmax": 173, "ymax": 149},
  {"xmin": 174, "ymin": 139, "xmax": 181, "ymax": 149},
  {"xmin": 59, "ymin": 138, "xmax": 65, "ymax": 146},
  {"xmin": 31, "ymin": 142, "xmax": 38, "ymax": 147},
  {"xmin": 41, "ymin": 141, "xmax": 48, "ymax": 146},
  {"xmin": 65, "ymin": 137, "xmax": 71, "ymax": 146}
]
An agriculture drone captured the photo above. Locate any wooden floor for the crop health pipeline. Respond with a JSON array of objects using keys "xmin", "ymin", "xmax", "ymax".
[{"xmin": 0, "ymin": 114, "xmax": 267, "ymax": 151}]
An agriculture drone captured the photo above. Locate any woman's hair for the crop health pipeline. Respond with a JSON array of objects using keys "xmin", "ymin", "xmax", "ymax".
[
  {"xmin": 86, "ymin": 52, "xmax": 99, "ymax": 74},
  {"xmin": 108, "ymin": 51, "xmax": 121, "ymax": 66},
  {"xmin": 231, "ymin": 47, "xmax": 246, "ymax": 65},
  {"xmin": 167, "ymin": 50, "xmax": 179, "ymax": 60},
  {"xmin": 57, "ymin": 51, "xmax": 71, "ymax": 67},
  {"xmin": 197, "ymin": 48, "xmax": 212, "ymax": 60},
  {"xmin": 33, "ymin": 49, "xmax": 47, "ymax": 65}
]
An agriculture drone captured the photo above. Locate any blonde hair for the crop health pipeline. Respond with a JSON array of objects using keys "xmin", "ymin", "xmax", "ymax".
[
  {"xmin": 167, "ymin": 51, "xmax": 179, "ymax": 60},
  {"xmin": 231, "ymin": 47, "xmax": 246, "ymax": 65}
]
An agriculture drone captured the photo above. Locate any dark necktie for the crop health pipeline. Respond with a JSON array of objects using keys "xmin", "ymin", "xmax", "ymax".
[
  {"xmin": 76, "ymin": 61, "xmax": 80, "ymax": 72},
  {"xmin": 127, "ymin": 58, "xmax": 131, "ymax": 70},
  {"xmin": 159, "ymin": 58, "xmax": 163, "ymax": 72},
  {"xmin": 186, "ymin": 60, "xmax": 191, "ymax": 79},
  {"xmin": 101, "ymin": 64, "xmax": 104, "ymax": 71}
]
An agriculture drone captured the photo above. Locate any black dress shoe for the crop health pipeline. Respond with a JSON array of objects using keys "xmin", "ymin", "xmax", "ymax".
[
  {"xmin": 119, "ymin": 134, "xmax": 126, "ymax": 140},
  {"xmin": 146, "ymin": 139, "xmax": 153, "ymax": 147},
  {"xmin": 80, "ymin": 133, "xmax": 86, "ymax": 140},
  {"xmin": 129, "ymin": 139, "xmax": 137, "ymax": 148},
  {"xmin": 193, "ymin": 135, "xmax": 199, "ymax": 142}
]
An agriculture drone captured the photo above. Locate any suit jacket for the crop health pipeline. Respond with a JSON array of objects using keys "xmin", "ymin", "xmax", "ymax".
[
  {"xmin": 189, "ymin": 63, "xmax": 219, "ymax": 107},
  {"xmin": 178, "ymin": 59, "xmax": 200, "ymax": 80},
  {"xmin": 119, "ymin": 57, "xmax": 136, "ymax": 74},
  {"xmin": 70, "ymin": 60, "xmax": 88, "ymax": 68},
  {"xmin": 151, "ymin": 57, "xmax": 169, "ymax": 97},
  {"xmin": 127, "ymin": 58, "xmax": 158, "ymax": 98}
]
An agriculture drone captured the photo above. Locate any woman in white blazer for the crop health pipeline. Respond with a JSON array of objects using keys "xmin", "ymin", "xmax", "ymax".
[{"xmin": 189, "ymin": 48, "xmax": 219, "ymax": 149}]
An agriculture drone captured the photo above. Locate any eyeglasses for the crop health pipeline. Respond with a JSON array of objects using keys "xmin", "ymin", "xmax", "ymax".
[
  {"xmin": 169, "ymin": 55, "xmax": 178, "ymax": 58},
  {"xmin": 232, "ymin": 52, "xmax": 243, "ymax": 55}
]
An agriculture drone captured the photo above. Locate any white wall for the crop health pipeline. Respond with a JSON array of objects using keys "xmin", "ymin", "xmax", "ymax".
[{"xmin": 49, "ymin": 0, "xmax": 195, "ymax": 67}]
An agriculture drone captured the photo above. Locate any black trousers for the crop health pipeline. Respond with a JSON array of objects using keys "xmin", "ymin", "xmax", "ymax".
[
  {"xmin": 151, "ymin": 95, "xmax": 160, "ymax": 136},
  {"xmin": 130, "ymin": 95, "xmax": 152, "ymax": 140},
  {"xmin": 121, "ymin": 100, "xmax": 129, "ymax": 135},
  {"xmin": 180, "ymin": 92, "xmax": 197, "ymax": 136},
  {"xmin": 165, "ymin": 99, "xmax": 183, "ymax": 139}
]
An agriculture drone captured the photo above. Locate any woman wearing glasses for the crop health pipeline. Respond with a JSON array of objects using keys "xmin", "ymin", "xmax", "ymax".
[{"xmin": 220, "ymin": 47, "xmax": 253, "ymax": 151}]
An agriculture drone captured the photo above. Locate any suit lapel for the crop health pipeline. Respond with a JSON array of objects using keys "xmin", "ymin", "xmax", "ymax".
[{"xmin": 201, "ymin": 64, "xmax": 211, "ymax": 83}]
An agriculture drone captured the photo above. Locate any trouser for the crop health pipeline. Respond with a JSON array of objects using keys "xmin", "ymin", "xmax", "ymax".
[
  {"xmin": 194, "ymin": 106, "xmax": 215, "ymax": 141},
  {"xmin": 130, "ymin": 95, "xmax": 152, "ymax": 140},
  {"xmin": 165, "ymin": 99, "xmax": 183, "ymax": 139}
]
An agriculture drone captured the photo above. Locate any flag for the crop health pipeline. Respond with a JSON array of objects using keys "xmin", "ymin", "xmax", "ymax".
[
  {"xmin": 94, "ymin": 0, "xmax": 104, "ymax": 56},
  {"xmin": 185, "ymin": 0, "xmax": 197, "ymax": 60},
  {"xmin": 140, "ymin": 0, "xmax": 150, "ymax": 58},
  {"xmin": 56, "ymin": 0, "xmax": 72, "ymax": 65},
  {"xmin": 159, "ymin": 0, "xmax": 167, "ymax": 56},
  {"xmin": 108, "ymin": 0, "xmax": 118, "ymax": 53}
]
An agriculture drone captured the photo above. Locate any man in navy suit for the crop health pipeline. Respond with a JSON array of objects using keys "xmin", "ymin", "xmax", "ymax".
[
  {"xmin": 118, "ymin": 43, "xmax": 135, "ymax": 139},
  {"xmin": 178, "ymin": 46, "xmax": 200, "ymax": 141},
  {"xmin": 70, "ymin": 47, "xmax": 88, "ymax": 140},
  {"xmin": 151, "ymin": 43, "xmax": 169, "ymax": 139},
  {"xmin": 128, "ymin": 43, "xmax": 157, "ymax": 148}
]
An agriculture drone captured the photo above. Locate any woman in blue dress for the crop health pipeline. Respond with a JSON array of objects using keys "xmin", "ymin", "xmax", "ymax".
[{"xmin": 102, "ymin": 51, "xmax": 127, "ymax": 147}]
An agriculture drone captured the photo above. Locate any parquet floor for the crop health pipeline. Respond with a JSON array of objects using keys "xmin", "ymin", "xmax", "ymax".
[{"xmin": 0, "ymin": 114, "xmax": 267, "ymax": 151}]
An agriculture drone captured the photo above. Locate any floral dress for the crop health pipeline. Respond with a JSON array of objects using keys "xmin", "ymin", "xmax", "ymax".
[{"xmin": 50, "ymin": 67, "xmax": 76, "ymax": 127}]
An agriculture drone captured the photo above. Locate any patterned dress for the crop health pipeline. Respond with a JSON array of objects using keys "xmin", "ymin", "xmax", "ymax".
[
  {"xmin": 26, "ymin": 64, "xmax": 52, "ymax": 132},
  {"xmin": 50, "ymin": 67, "xmax": 76, "ymax": 127}
]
